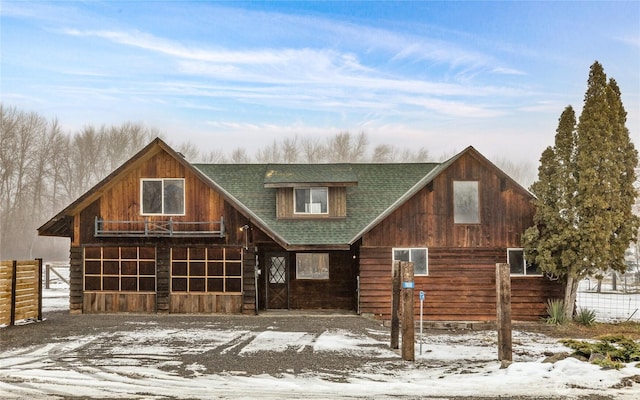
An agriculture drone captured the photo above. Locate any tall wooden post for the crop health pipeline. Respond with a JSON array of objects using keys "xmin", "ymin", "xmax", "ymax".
[
  {"xmin": 496, "ymin": 262, "xmax": 512, "ymax": 366},
  {"xmin": 37, "ymin": 258, "xmax": 43, "ymax": 321},
  {"xmin": 401, "ymin": 261, "xmax": 415, "ymax": 361},
  {"xmin": 390, "ymin": 261, "xmax": 400, "ymax": 349},
  {"xmin": 10, "ymin": 260, "xmax": 17, "ymax": 326},
  {"xmin": 45, "ymin": 263, "xmax": 51, "ymax": 289}
]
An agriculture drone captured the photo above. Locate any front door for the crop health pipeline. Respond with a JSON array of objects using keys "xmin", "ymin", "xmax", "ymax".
[{"xmin": 266, "ymin": 254, "xmax": 288, "ymax": 309}]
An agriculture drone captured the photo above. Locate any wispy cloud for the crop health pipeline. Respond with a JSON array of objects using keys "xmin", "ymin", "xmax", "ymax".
[
  {"xmin": 64, "ymin": 29, "xmax": 343, "ymax": 66},
  {"xmin": 60, "ymin": 26, "xmax": 527, "ymax": 120},
  {"xmin": 491, "ymin": 67, "xmax": 527, "ymax": 76},
  {"xmin": 615, "ymin": 34, "xmax": 640, "ymax": 49}
]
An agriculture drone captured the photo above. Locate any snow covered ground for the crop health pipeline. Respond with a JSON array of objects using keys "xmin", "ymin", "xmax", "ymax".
[
  {"xmin": 1, "ymin": 283, "xmax": 639, "ymax": 399},
  {"xmin": 578, "ymin": 279, "xmax": 640, "ymax": 322}
]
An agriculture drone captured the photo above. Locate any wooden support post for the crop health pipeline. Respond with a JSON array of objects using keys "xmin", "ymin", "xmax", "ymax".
[
  {"xmin": 10, "ymin": 260, "xmax": 17, "ymax": 326},
  {"xmin": 37, "ymin": 258, "xmax": 43, "ymax": 321},
  {"xmin": 45, "ymin": 263, "xmax": 51, "ymax": 289},
  {"xmin": 401, "ymin": 261, "xmax": 415, "ymax": 361},
  {"xmin": 390, "ymin": 261, "xmax": 400, "ymax": 349},
  {"xmin": 496, "ymin": 262, "xmax": 512, "ymax": 366}
]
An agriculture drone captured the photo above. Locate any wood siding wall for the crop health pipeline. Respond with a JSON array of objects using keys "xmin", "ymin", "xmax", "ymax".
[
  {"xmin": 258, "ymin": 249, "xmax": 358, "ymax": 311},
  {"xmin": 276, "ymin": 187, "xmax": 347, "ymax": 219},
  {"xmin": 289, "ymin": 250, "xmax": 357, "ymax": 310},
  {"xmin": 69, "ymin": 246, "xmax": 83, "ymax": 313},
  {"xmin": 363, "ymin": 152, "xmax": 534, "ymax": 248},
  {"xmin": 75, "ymin": 149, "xmax": 226, "ymax": 245},
  {"xmin": 242, "ymin": 247, "xmax": 257, "ymax": 314},
  {"xmin": 0, "ymin": 259, "xmax": 42, "ymax": 325},
  {"xmin": 169, "ymin": 294, "xmax": 242, "ymax": 313},
  {"xmin": 359, "ymin": 246, "xmax": 564, "ymax": 321},
  {"xmin": 84, "ymin": 293, "xmax": 156, "ymax": 313}
]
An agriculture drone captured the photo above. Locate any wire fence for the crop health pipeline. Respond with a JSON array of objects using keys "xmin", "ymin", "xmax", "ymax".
[{"xmin": 576, "ymin": 274, "xmax": 640, "ymax": 322}]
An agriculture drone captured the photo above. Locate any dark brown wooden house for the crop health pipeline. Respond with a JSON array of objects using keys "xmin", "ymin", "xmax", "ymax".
[{"xmin": 39, "ymin": 138, "xmax": 563, "ymax": 321}]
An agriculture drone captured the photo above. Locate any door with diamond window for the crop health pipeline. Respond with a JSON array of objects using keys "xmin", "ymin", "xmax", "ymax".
[{"xmin": 266, "ymin": 254, "xmax": 288, "ymax": 309}]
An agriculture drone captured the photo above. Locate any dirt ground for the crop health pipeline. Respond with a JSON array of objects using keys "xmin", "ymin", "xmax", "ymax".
[{"xmin": 1, "ymin": 311, "xmax": 638, "ymax": 400}]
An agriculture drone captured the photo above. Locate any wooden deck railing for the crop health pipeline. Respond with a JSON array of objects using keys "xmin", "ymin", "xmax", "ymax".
[{"xmin": 94, "ymin": 216, "xmax": 225, "ymax": 238}]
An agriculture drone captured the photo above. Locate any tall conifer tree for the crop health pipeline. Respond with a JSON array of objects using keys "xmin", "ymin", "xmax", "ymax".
[{"xmin": 524, "ymin": 61, "xmax": 638, "ymax": 319}]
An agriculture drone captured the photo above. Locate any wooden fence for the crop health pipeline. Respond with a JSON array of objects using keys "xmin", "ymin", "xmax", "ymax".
[{"xmin": 0, "ymin": 259, "xmax": 42, "ymax": 327}]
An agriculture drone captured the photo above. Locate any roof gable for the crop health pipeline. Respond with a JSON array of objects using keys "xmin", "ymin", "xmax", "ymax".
[{"xmin": 38, "ymin": 138, "xmax": 233, "ymax": 237}]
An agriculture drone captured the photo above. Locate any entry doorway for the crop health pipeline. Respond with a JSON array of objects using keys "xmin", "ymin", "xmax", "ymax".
[{"xmin": 266, "ymin": 253, "xmax": 288, "ymax": 309}]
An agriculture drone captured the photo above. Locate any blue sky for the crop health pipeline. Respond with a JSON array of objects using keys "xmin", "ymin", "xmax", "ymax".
[{"xmin": 1, "ymin": 1, "xmax": 639, "ymax": 164}]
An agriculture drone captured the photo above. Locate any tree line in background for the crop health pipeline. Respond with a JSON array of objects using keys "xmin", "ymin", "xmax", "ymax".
[{"xmin": 0, "ymin": 103, "xmax": 535, "ymax": 260}]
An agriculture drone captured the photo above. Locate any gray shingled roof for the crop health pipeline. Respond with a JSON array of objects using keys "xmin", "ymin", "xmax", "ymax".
[
  {"xmin": 263, "ymin": 164, "xmax": 358, "ymax": 186},
  {"xmin": 194, "ymin": 163, "xmax": 439, "ymax": 247}
]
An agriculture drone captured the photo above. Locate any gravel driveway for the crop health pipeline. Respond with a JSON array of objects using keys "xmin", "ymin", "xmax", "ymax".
[
  {"xmin": 0, "ymin": 310, "xmax": 632, "ymax": 400},
  {"xmin": 1, "ymin": 310, "xmax": 393, "ymax": 379}
]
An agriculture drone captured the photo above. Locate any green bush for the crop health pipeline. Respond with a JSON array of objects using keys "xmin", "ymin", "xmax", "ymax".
[
  {"xmin": 574, "ymin": 308, "xmax": 597, "ymax": 326},
  {"xmin": 561, "ymin": 335, "xmax": 640, "ymax": 370},
  {"xmin": 545, "ymin": 298, "xmax": 568, "ymax": 325}
]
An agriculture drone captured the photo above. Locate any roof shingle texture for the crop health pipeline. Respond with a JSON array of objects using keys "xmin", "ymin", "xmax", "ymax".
[{"xmin": 194, "ymin": 163, "xmax": 439, "ymax": 246}]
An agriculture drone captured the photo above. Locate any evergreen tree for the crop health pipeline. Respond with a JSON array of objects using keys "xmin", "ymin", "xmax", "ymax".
[
  {"xmin": 524, "ymin": 61, "xmax": 638, "ymax": 320},
  {"xmin": 523, "ymin": 106, "xmax": 580, "ymax": 317}
]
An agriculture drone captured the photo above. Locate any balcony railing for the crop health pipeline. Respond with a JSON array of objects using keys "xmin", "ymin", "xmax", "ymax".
[{"xmin": 95, "ymin": 216, "xmax": 225, "ymax": 238}]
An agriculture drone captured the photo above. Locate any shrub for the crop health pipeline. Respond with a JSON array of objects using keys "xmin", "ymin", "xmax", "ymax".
[
  {"xmin": 561, "ymin": 335, "xmax": 640, "ymax": 369},
  {"xmin": 545, "ymin": 298, "xmax": 568, "ymax": 325},
  {"xmin": 575, "ymin": 308, "xmax": 597, "ymax": 326}
]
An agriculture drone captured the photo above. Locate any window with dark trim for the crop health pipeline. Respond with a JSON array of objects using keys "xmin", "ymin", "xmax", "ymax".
[
  {"xmin": 393, "ymin": 248, "xmax": 428, "ymax": 275},
  {"xmin": 508, "ymin": 248, "xmax": 540, "ymax": 275},
  {"xmin": 294, "ymin": 187, "xmax": 328, "ymax": 214},
  {"xmin": 84, "ymin": 246, "xmax": 156, "ymax": 292},
  {"xmin": 171, "ymin": 247, "xmax": 243, "ymax": 293},
  {"xmin": 296, "ymin": 253, "xmax": 329, "ymax": 279},
  {"xmin": 141, "ymin": 178, "xmax": 185, "ymax": 215}
]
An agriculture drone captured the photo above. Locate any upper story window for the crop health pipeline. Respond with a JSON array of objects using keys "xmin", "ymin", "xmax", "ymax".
[
  {"xmin": 453, "ymin": 181, "xmax": 480, "ymax": 224},
  {"xmin": 141, "ymin": 178, "xmax": 185, "ymax": 215},
  {"xmin": 393, "ymin": 248, "xmax": 428, "ymax": 276},
  {"xmin": 508, "ymin": 248, "xmax": 541, "ymax": 276},
  {"xmin": 294, "ymin": 187, "xmax": 328, "ymax": 214}
]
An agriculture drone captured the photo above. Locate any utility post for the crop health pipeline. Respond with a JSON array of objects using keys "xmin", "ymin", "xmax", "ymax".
[{"xmin": 401, "ymin": 261, "xmax": 415, "ymax": 361}]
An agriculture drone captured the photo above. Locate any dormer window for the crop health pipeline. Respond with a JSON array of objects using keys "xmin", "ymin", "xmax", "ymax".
[
  {"xmin": 294, "ymin": 187, "xmax": 328, "ymax": 214},
  {"xmin": 141, "ymin": 178, "xmax": 185, "ymax": 215}
]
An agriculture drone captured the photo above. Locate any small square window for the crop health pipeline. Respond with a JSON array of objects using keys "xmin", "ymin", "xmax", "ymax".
[
  {"xmin": 508, "ymin": 248, "xmax": 541, "ymax": 276},
  {"xmin": 294, "ymin": 187, "xmax": 328, "ymax": 214},
  {"xmin": 393, "ymin": 248, "xmax": 428, "ymax": 275}
]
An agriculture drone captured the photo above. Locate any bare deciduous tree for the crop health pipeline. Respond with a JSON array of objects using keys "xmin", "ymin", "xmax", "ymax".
[{"xmin": 300, "ymin": 137, "xmax": 326, "ymax": 163}]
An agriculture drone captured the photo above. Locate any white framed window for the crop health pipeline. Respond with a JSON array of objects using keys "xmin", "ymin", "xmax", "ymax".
[
  {"xmin": 294, "ymin": 187, "xmax": 328, "ymax": 214},
  {"xmin": 296, "ymin": 253, "xmax": 329, "ymax": 280},
  {"xmin": 141, "ymin": 178, "xmax": 185, "ymax": 215},
  {"xmin": 508, "ymin": 248, "xmax": 540, "ymax": 276},
  {"xmin": 453, "ymin": 181, "xmax": 480, "ymax": 224},
  {"xmin": 393, "ymin": 248, "xmax": 428, "ymax": 276}
]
